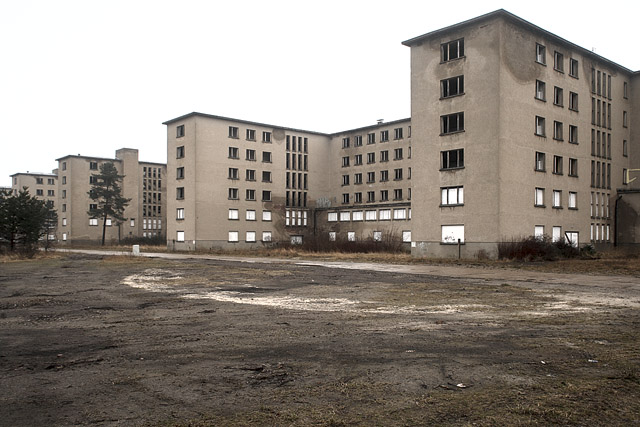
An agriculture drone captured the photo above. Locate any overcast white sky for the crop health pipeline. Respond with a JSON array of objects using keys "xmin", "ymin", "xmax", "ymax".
[{"xmin": 2, "ymin": 0, "xmax": 638, "ymax": 187}]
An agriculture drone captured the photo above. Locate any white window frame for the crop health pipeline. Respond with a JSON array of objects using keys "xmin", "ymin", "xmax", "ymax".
[
  {"xmin": 228, "ymin": 209, "xmax": 239, "ymax": 220},
  {"xmin": 246, "ymin": 231, "xmax": 256, "ymax": 242},
  {"xmin": 246, "ymin": 210, "xmax": 256, "ymax": 221},
  {"xmin": 89, "ymin": 218, "xmax": 98, "ymax": 226},
  {"xmin": 228, "ymin": 231, "xmax": 239, "ymax": 242},
  {"xmin": 339, "ymin": 211, "xmax": 351, "ymax": 222},
  {"xmin": 352, "ymin": 211, "xmax": 363, "ymax": 221},
  {"xmin": 176, "ymin": 231, "xmax": 185, "ymax": 242},
  {"xmin": 379, "ymin": 209, "xmax": 391, "ymax": 220},
  {"xmin": 365, "ymin": 210, "xmax": 377, "ymax": 221},
  {"xmin": 441, "ymin": 225, "xmax": 464, "ymax": 244},
  {"xmin": 262, "ymin": 210, "xmax": 272, "ymax": 221},
  {"xmin": 177, "ymin": 208, "xmax": 185, "ymax": 220},
  {"xmin": 393, "ymin": 208, "xmax": 407, "ymax": 220},
  {"xmin": 328, "ymin": 212, "xmax": 338, "ymax": 222}
]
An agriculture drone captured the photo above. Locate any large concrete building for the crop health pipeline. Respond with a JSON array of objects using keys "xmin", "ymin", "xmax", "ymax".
[
  {"xmin": 10, "ymin": 172, "xmax": 58, "ymax": 205},
  {"xmin": 163, "ymin": 9, "xmax": 639, "ymax": 257},
  {"xmin": 55, "ymin": 148, "xmax": 166, "ymax": 244}
]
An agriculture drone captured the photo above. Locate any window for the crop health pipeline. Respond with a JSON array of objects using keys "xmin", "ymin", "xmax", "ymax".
[
  {"xmin": 380, "ymin": 190, "xmax": 389, "ymax": 201},
  {"xmin": 262, "ymin": 231, "xmax": 272, "ymax": 242},
  {"xmin": 245, "ymin": 129, "xmax": 255, "ymax": 141},
  {"xmin": 569, "ymin": 58, "xmax": 579, "ymax": 78},
  {"xmin": 176, "ymin": 187, "xmax": 184, "ymax": 199},
  {"xmin": 380, "ymin": 150, "xmax": 389, "ymax": 162},
  {"xmin": 354, "ymin": 173, "xmax": 362, "ymax": 184},
  {"xmin": 347, "ymin": 232, "xmax": 356, "ymax": 242},
  {"xmin": 553, "ymin": 190, "xmax": 562, "ymax": 208},
  {"xmin": 393, "ymin": 208, "xmax": 407, "ymax": 220},
  {"xmin": 379, "ymin": 209, "xmax": 391, "ymax": 220},
  {"xmin": 441, "ymin": 112, "xmax": 464, "ymax": 134},
  {"xmin": 367, "ymin": 191, "xmax": 375, "ymax": 202},
  {"xmin": 441, "ymin": 75, "xmax": 464, "ymax": 98},
  {"xmin": 553, "ymin": 86, "xmax": 563, "ymax": 106},
  {"xmin": 569, "ymin": 125, "xmax": 578, "ymax": 144},
  {"xmin": 394, "ymin": 168, "xmax": 403, "ymax": 180},
  {"xmin": 368, "ymin": 171, "xmax": 377, "ymax": 183},
  {"xmin": 228, "ymin": 231, "xmax": 238, "ymax": 242},
  {"xmin": 442, "ymin": 225, "xmax": 464, "ymax": 244},
  {"xmin": 394, "ymin": 148, "xmax": 403, "ymax": 160},
  {"xmin": 229, "ymin": 126, "xmax": 239, "ymax": 138},
  {"xmin": 328, "ymin": 212, "xmax": 338, "ymax": 222},
  {"xmin": 47, "ymin": 190, "xmax": 54, "ymax": 196},
  {"xmin": 352, "ymin": 211, "xmax": 363, "ymax": 221},
  {"xmin": 441, "ymin": 186, "xmax": 464, "ymax": 205},
  {"xmin": 244, "ymin": 210, "xmax": 256, "ymax": 221},
  {"xmin": 228, "ymin": 188, "xmax": 238, "ymax": 199},
  {"xmin": 441, "ymin": 148, "xmax": 464, "ymax": 169},
  {"xmin": 534, "ymin": 226, "xmax": 544, "ymax": 239},
  {"xmin": 365, "ymin": 210, "xmax": 377, "ymax": 221},
  {"xmin": 89, "ymin": 203, "xmax": 97, "ymax": 211},
  {"xmin": 354, "ymin": 154, "xmax": 363, "ymax": 165},
  {"xmin": 553, "ymin": 155, "xmax": 563, "ymax": 175},
  {"xmin": 262, "ymin": 191, "xmax": 271, "ymax": 201},
  {"xmin": 176, "ymin": 167, "xmax": 184, "ymax": 179},
  {"xmin": 89, "ymin": 161, "xmax": 98, "ymax": 170},
  {"xmin": 393, "ymin": 189, "xmax": 403, "ymax": 200},
  {"xmin": 62, "ymin": 162, "xmax": 66, "ymax": 171},
  {"xmin": 342, "ymin": 137, "xmax": 350, "ymax": 148},
  {"xmin": 623, "ymin": 140, "xmax": 628, "ymax": 157},
  {"xmin": 342, "ymin": 156, "xmax": 350, "ymax": 167},
  {"xmin": 354, "ymin": 135, "xmax": 362, "ymax": 146},
  {"xmin": 176, "ymin": 231, "xmax": 185, "ymax": 242},
  {"xmin": 246, "ymin": 149, "xmax": 256, "ymax": 161},
  {"xmin": 340, "ymin": 211, "xmax": 351, "ymax": 222},
  {"xmin": 229, "ymin": 147, "xmax": 239, "ymax": 159},
  {"xmin": 380, "ymin": 130, "xmax": 388, "ymax": 142},
  {"xmin": 373, "ymin": 231, "xmax": 382, "ymax": 242},
  {"xmin": 536, "ymin": 43, "xmax": 546, "ymax": 64},
  {"xmin": 535, "ymin": 80, "xmax": 546, "ymax": 101},
  {"xmin": 569, "ymin": 92, "xmax": 578, "ymax": 111},
  {"xmin": 177, "ymin": 146, "xmax": 185, "ymax": 158},
  {"xmin": 105, "ymin": 219, "xmax": 112, "ymax": 226},
  {"xmin": 394, "ymin": 128, "xmax": 403, "ymax": 140},
  {"xmin": 62, "ymin": 204, "xmax": 66, "ymax": 212},
  {"xmin": 623, "ymin": 111, "xmax": 628, "ymax": 128},
  {"xmin": 341, "ymin": 193, "xmax": 349, "ymax": 204},
  {"xmin": 62, "ymin": 218, "xmax": 67, "ymax": 226},
  {"xmin": 568, "ymin": 192, "xmax": 577, "ymax": 209},
  {"xmin": 262, "ymin": 171, "xmax": 271, "ymax": 182},
  {"xmin": 623, "ymin": 168, "xmax": 628, "ymax": 185},
  {"xmin": 552, "ymin": 226, "xmax": 562, "ymax": 243},
  {"xmin": 554, "ymin": 51, "xmax": 564, "ymax": 72},
  {"xmin": 176, "ymin": 125, "xmax": 185, "ymax": 138},
  {"xmin": 226, "ymin": 168, "xmax": 238, "ymax": 180},
  {"xmin": 354, "ymin": 192, "xmax": 362, "ymax": 203},
  {"xmin": 368, "ymin": 133, "xmax": 376, "ymax": 144},
  {"xmin": 535, "ymin": 152, "xmax": 546, "ymax": 171},
  {"xmin": 89, "ymin": 218, "xmax": 98, "ymax": 226},
  {"xmin": 245, "ymin": 231, "xmax": 256, "ymax": 242},
  {"xmin": 441, "ymin": 38, "xmax": 464, "ymax": 62},
  {"xmin": 553, "ymin": 121, "xmax": 563, "ymax": 141},
  {"xmin": 262, "ymin": 152, "xmax": 272, "ymax": 163},
  {"xmin": 228, "ymin": 208, "xmax": 239, "ymax": 220},
  {"xmin": 380, "ymin": 170, "xmax": 388, "ymax": 182},
  {"xmin": 535, "ymin": 187, "xmax": 545, "ymax": 207},
  {"xmin": 246, "ymin": 169, "xmax": 255, "ymax": 181},
  {"xmin": 245, "ymin": 189, "xmax": 256, "ymax": 200},
  {"xmin": 535, "ymin": 116, "xmax": 545, "ymax": 136},
  {"xmin": 62, "ymin": 176, "xmax": 67, "ymax": 185},
  {"xmin": 342, "ymin": 174, "xmax": 350, "ymax": 186},
  {"xmin": 176, "ymin": 208, "xmax": 184, "ymax": 220},
  {"xmin": 328, "ymin": 231, "xmax": 337, "ymax": 241},
  {"xmin": 367, "ymin": 152, "xmax": 375, "ymax": 164},
  {"xmin": 262, "ymin": 131, "xmax": 271, "ymax": 143},
  {"xmin": 36, "ymin": 189, "xmax": 43, "ymax": 196}
]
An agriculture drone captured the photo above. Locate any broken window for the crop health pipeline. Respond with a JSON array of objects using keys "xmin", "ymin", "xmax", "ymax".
[
  {"xmin": 441, "ymin": 148, "xmax": 464, "ymax": 170},
  {"xmin": 441, "ymin": 75, "xmax": 464, "ymax": 98},
  {"xmin": 441, "ymin": 38, "xmax": 464, "ymax": 62},
  {"xmin": 441, "ymin": 112, "xmax": 464, "ymax": 134}
]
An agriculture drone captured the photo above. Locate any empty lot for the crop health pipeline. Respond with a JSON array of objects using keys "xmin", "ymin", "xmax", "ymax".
[{"xmin": 1, "ymin": 252, "xmax": 639, "ymax": 426}]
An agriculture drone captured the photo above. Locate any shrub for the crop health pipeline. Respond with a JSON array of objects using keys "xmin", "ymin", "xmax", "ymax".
[{"xmin": 498, "ymin": 235, "xmax": 580, "ymax": 261}]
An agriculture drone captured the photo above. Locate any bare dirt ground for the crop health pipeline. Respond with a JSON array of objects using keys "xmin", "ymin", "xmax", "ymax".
[{"xmin": 1, "ymin": 252, "xmax": 639, "ymax": 426}]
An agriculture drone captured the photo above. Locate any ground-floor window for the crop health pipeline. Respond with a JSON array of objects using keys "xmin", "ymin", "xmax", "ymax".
[{"xmin": 441, "ymin": 225, "xmax": 464, "ymax": 244}]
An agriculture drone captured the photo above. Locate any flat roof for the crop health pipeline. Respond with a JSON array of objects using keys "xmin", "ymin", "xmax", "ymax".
[
  {"xmin": 163, "ymin": 112, "xmax": 331, "ymax": 137},
  {"xmin": 402, "ymin": 9, "xmax": 635, "ymax": 74},
  {"xmin": 10, "ymin": 172, "xmax": 57, "ymax": 178}
]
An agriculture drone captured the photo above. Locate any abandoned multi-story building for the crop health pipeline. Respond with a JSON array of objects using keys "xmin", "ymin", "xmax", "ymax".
[
  {"xmin": 163, "ymin": 9, "xmax": 639, "ymax": 257},
  {"xmin": 10, "ymin": 172, "xmax": 58, "ymax": 205},
  {"xmin": 55, "ymin": 148, "xmax": 167, "ymax": 244},
  {"xmin": 9, "ymin": 149, "xmax": 167, "ymax": 244}
]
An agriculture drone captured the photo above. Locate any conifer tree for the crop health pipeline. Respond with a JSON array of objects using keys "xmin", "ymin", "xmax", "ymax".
[{"xmin": 88, "ymin": 162, "xmax": 131, "ymax": 246}]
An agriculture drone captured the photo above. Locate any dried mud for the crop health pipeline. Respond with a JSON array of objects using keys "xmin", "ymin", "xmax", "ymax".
[{"xmin": 1, "ymin": 253, "xmax": 639, "ymax": 426}]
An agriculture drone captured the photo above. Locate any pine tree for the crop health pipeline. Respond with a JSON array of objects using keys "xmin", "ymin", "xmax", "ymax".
[
  {"xmin": 87, "ymin": 162, "xmax": 131, "ymax": 246},
  {"xmin": 0, "ymin": 188, "xmax": 57, "ymax": 254}
]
